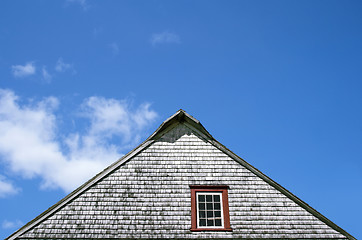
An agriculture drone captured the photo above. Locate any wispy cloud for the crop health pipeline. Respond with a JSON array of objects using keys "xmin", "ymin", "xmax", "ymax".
[
  {"xmin": 109, "ymin": 42, "xmax": 119, "ymax": 55},
  {"xmin": 2, "ymin": 220, "xmax": 23, "ymax": 230},
  {"xmin": 0, "ymin": 175, "xmax": 19, "ymax": 198},
  {"xmin": 55, "ymin": 58, "xmax": 75, "ymax": 74},
  {"xmin": 93, "ymin": 27, "xmax": 103, "ymax": 38},
  {"xmin": 66, "ymin": 0, "xmax": 89, "ymax": 11},
  {"xmin": 0, "ymin": 89, "xmax": 157, "ymax": 193},
  {"xmin": 11, "ymin": 59, "xmax": 76, "ymax": 83},
  {"xmin": 11, "ymin": 62, "xmax": 36, "ymax": 78},
  {"xmin": 150, "ymin": 31, "xmax": 181, "ymax": 46},
  {"xmin": 42, "ymin": 66, "xmax": 52, "ymax": 83}
]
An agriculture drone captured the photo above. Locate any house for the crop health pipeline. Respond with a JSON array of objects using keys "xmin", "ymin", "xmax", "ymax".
[{"xmin": 6, "ymin": 109, "xmax": 355, "ymax": 240}]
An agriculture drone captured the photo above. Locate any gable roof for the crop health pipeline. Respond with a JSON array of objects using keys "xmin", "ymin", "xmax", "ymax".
[{"xmin": 6, "ymin": 109, "xmax": 355, "ymax": 240}]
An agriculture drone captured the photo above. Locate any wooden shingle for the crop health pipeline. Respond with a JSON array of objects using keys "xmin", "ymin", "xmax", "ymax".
[{"xmin": 7, "ymin": 110, "xmax": 355, "ymax": 240}]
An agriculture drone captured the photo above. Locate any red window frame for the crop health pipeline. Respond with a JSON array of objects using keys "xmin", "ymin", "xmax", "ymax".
[{"xmin": 190, "ymin": 185, "xmax": 232, "ymax": 231}]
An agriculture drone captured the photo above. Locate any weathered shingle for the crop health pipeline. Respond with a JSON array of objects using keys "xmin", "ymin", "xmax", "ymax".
[{"xmin": 8, "ymin": 110, "xmax": 353, "ymax": 240}]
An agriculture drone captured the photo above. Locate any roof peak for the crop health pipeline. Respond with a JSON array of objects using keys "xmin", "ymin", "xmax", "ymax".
[{"xmin": 147, "ymin": 110, "xmax": 212, "ymax": 141}]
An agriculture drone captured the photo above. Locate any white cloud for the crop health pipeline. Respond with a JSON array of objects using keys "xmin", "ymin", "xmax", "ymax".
[
  {"xmin": 42, "ymin": 66, "xmax": 52, "ymax": 83},
  {"xmin": 0, "ymin": 89, "xmax": 157, "ymax": 193},
  {"xmin": 55, "ymin": 58, "xmax": 74, "ymax": 73},
  {"xmin": 81, "ymin": 97, "xmax": 157, "ymax": 143},
  {"xmin": 0, "ymin": 175, "xmax": 19, "ymax": 198},
  {"xmin": 2, "ymin": 220, "xmax": 23, "ymax": 229},
  {"xmin": 11, "ymin": 62, "xmax": 36, "ymax": 78},
  {"xmin": 109, "ymin": 42, "xmax": 119, "ymax": 55},
  {"xmin": 150, "ymin": 31, "xmax": 181, "ymax": 46}
]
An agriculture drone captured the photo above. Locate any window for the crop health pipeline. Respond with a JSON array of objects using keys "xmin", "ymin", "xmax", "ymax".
[
  {"xmin": 190, "ymin": 185, "xmax": 232, "ymax": 231},
  {"xmin": 197, "ymin": 192, "xmax": 223, "ymax": 228}
]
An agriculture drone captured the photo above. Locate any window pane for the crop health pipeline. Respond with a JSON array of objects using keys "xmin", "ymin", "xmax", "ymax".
[
  {"xmin": 196, "ymin": 192, "xmax": 225, "ymax": 228},
  {"xmin": 199, "ymin": 219, "xmax": 206, "ymax": 226},
  {"xmin": 207, "ymin": 219, "xmax": 214, "ymax": 226},
  {"xmin": 215, "ymin": 219, "xmax": 222, "ymax": 226},
  {"xmin": 198, "ymin": 195, "xmax": 205, "ymax": 202},
  {"xmin": 199, "ymin": 203, "xmax": 205, "ymax": 210},
  {"xmin": 215, "ymin": 210, "xmax": 221, "ymax": 217},
  {"xmin": 206, "ymin": 203, "xmax": 213, "ymax": 210},
  {"xmin": 214, "ymin": 203, "xmax": 221, "ymax": 210}
]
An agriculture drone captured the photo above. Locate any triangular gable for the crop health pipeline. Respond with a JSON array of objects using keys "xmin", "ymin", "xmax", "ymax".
[{"xmin": 6, "ymin": 110, "xmax": 355, "ymax": 240}]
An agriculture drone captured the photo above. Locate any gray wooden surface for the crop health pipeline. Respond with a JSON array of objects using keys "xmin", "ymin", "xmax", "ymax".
[{"xmin": 18, "ymin": 124, "xmax": 347, "ymax": 239}]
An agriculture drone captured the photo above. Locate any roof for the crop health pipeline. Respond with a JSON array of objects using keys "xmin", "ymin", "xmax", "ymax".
[{"xmin": 6, "ymin": 109, "xmax": 356, "ymax": 240}]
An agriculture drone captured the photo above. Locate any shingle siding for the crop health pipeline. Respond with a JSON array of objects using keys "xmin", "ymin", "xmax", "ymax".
[{"xmin": 18, "ymin": 123, "xmax": 347, "ymax": 239}]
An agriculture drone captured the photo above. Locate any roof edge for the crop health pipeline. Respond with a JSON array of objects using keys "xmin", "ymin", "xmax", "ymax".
[
  {"xmin": 182, "ymin": 121, "xmax": 356, "ymax": 240},
  {"xmin": 5, "ymin": 139, "xmax": 155, "ymax": 240}
]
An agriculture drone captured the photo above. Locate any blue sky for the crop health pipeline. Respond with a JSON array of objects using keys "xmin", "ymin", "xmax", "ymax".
[{"xmin": 0, "ymin": 1, "xmax": 361, "ymax": 239}]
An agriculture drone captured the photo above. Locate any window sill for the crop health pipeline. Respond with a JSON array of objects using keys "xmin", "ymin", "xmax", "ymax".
[{"xmin": 190, "ymin": 228, "xmax": 233, "ymax": 232}]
